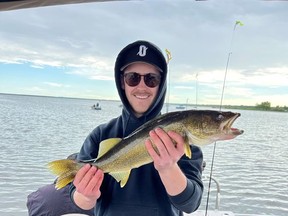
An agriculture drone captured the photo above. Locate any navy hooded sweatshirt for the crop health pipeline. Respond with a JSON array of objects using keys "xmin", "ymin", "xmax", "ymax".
[{"xmin": 70, "ymin": 40, "xmax": 204, "ymax": 216}]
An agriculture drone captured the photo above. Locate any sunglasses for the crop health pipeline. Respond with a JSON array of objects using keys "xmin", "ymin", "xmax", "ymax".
[{"xmin": 123, "ymin": 72, "xmax": 161, "ymax": 88}]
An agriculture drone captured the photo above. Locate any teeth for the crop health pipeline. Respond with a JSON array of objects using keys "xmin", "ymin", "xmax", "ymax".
[
  {"xmin": 135, "ymin": 95, "xmax": 149, "ymax": 99},
  {"xmin": 220, "ymin": 114, "xmax": 241, "ymax": 134},
  {"xmin": 228, "ymin": 114, "xmax": 239, "ymax": 128},
  {"xmin": 220, "ymin": 114, "xmax": 238, "ymax": 131}
]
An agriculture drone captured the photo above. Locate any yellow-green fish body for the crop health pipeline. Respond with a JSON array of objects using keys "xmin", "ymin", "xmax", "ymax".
[{"xmin": 48, "ymin": 110, "xmax": 244, "ymax": 189}]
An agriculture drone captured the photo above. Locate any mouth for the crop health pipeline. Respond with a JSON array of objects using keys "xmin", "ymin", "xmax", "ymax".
[
  {"xmin": 134, "ymin": 93, "xmax": 150, "ymax": 99},
  {"xmin": 221, "ymin": 113, "xmax": 244, "ymax": 135}
]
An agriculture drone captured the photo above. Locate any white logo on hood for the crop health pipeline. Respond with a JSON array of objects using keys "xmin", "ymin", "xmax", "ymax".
[{"xmin": 137, "ymin": 45, "xmax": 148, "ymax": 57}]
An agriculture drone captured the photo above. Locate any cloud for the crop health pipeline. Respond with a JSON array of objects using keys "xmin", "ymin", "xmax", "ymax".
[
  {"xmin": 43, "ymin": 82, "xmax": 70, "ymax": 88},
  {"xmin": 23, "ymin": 86, "xmax": 44, "ymax": 92},
  {"xmin": 0, "ymin": 0, "xmax": 287, "ymax": 106}
]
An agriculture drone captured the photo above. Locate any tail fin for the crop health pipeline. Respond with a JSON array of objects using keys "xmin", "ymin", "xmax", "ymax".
[{"xmin": 48, "ymin": 159, "xmax": 81, "ymax": 190}]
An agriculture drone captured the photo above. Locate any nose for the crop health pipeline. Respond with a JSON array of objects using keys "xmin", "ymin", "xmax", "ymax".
[{"xmin": 137, "ymin": 76, "xmax": 146, "ymax": 87}]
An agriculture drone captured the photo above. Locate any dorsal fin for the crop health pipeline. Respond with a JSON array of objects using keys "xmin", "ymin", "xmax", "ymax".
[{"xmin": 96, "ymin": 138, "xmax": 122, "ymax": 159}]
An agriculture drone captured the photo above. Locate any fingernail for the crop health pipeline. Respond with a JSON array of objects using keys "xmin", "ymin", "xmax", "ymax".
[{"xmin": 155, "ymin": 127, "xmax": 162, "ymax": 132}]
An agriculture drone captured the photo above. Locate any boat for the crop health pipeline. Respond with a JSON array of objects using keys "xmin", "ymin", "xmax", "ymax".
[
  {"xmin": 91, "ymin": 103, "xmax": 101, "ymax": 110},
  {"xmin": 176, "ymin": 105, "xmax": 186, "ymax": 110},
  {"xmin": 184, "ymin": 174, "xmax": 270, "ymax": 216}
]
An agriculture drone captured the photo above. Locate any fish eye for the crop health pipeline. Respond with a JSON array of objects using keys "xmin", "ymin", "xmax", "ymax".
[{"xmin": 217, "ymin": 114, "xmax": 224, "ymax": 121}]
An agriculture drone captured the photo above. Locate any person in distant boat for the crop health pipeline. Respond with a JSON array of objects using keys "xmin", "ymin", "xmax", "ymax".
[
  {"xmin": 27, "ymin": 40, "xmax": 204, "ymax": 216},
  {"xmin": 71, "ymin": 40, "xmax": 204, "ymax": 216}
]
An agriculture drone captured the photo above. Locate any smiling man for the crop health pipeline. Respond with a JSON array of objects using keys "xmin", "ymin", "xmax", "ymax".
[{"xmin": 71, "ymin": 40, "xmax": 204, "ymax": 216}]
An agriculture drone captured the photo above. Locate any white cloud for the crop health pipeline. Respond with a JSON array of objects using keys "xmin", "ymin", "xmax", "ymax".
[
  {"xmin": 23, "ymin": 86, "xmax": 44, "ymax": 92},
  {"xmin": 43, "ymin": 82, "xmax": 70, "ymax": 88},
  {"xmin": 0, "ymin": 0, "xmax": 287, "ymax": 106}
]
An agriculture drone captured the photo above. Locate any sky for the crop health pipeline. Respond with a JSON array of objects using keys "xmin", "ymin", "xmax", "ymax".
[{"xmin": 0, "ymin": 0, "xmax": 287, "ymax": 107}]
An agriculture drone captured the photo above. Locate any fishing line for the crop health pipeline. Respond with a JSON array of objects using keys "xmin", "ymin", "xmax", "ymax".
[
  {"xmin": 219, "ymin": 21, "xmax": 239, "ymax": 111},
  {"xmin": 204, "ymin": 21, "xmax": 242, "ymax": 216}
]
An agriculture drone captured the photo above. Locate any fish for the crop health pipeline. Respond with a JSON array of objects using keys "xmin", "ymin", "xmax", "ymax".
[{"xmin": 48, "ymin": 109, "xmax": 244, "ymax": 189}]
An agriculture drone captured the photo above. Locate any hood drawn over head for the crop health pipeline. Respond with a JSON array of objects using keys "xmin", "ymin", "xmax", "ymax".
[{"xmin": 115, "ymin": 40, "xmax": 168, "ymax": 121}]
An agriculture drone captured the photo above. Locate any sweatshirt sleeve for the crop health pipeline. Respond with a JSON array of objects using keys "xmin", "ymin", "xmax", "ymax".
[{"xmin": 168, "ymin": 145, "xmax": 204, "ymax": 213}]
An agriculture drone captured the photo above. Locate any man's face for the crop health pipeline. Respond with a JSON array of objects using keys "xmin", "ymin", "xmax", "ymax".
[{"xmin": 122, "ymin": 62, "xmax": 161, "ymax": 117}]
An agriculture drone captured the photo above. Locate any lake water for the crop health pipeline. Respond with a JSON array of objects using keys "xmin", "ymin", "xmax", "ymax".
[{"xmin": 0, "ymin": 94, "xmax": 287, "ymax": 216}]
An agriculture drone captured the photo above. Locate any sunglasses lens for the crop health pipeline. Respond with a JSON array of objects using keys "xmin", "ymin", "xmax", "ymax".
[
  {"xmin": 124, "ymin": 72, "xmax": 161, "ymax": 88},
  {"xmin": 124, "ymin": 73, "xmax": 141, "ymax": 87},
  {"xmin": 144, "ymin": 74, "xmax": 161, "ymax": 88}
]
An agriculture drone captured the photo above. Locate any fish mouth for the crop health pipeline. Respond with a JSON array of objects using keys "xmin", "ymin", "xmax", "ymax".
[{"xmin": 221, "ymin": 113, "xmax": 244, "ymax": 135}]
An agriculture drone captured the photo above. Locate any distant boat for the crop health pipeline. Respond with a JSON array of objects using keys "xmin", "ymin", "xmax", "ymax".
[
  {"xmin": 91, "ymin": 103, "xmax": 101, "ymax": 110},
  {"xmin": 176, "ymin": 105, "xmax": 186, "ymax": 110}
]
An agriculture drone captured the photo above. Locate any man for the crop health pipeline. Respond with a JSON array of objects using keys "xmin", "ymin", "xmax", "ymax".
[{"xmin": 71, "ymin": 40, "xmax": 204, "ymax": 216}]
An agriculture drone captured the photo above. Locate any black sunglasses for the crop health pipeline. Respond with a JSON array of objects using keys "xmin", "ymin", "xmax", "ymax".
[{"xmin": 123, "ymin": 72, "xmax": 161, "ymax": 88}]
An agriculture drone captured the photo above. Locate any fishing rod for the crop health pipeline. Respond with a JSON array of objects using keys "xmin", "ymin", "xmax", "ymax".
[
  {"xmin": 165, "ymin": 49, "xmax": 172, "ymax": 113},
  {"xmin": 219, "ymin": 21, "xmax": 243, "ymax": 111},
  {"xmin": 204, "ymin": 20, "xmax": 243, "ymax": 216}
]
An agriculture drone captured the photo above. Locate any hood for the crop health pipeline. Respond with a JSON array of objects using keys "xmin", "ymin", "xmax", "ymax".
[{"xmin": 114, "ymin": 40, "xmax": 167, "ymax": 123}]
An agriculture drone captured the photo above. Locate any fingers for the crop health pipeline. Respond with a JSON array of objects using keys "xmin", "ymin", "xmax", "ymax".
[
  {"xmin": 167, "ymin": 130, "xmax": 185, "ymax": 154},
  {"xmin": 74, "ymin": 164, "xmax": 104, "ymax": 198},
  {"xmin": 149, "ymin": 128, "xmax": 184, "ymax": 158},
  {"xmin": 145, "ymin": 138, "xmax": 160, "ymax": 160},
  {"xmin": 145, "ymin": 128, "xmax": 185, "ymax": 173},
  {"xmin": 90, "ymin": 169, "xmax": 104, "ymax": 195},
  {"xmin": 150, "ymin": 128, "xmax": 170, "ymax": 158},
  {"xmin": 74, "ymin": 164, "xmax": 91, "ymax": 186}
]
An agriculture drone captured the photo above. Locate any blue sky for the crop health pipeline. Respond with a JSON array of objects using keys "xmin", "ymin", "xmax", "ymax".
[{"xmin": 0, "ymin": 0, "xmax": 287, "ymax": 106}]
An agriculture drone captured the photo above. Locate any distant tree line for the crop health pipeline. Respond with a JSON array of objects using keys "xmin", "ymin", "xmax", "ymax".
[
  {"xmin": 255, "ymin": 101, "xmax": 287, "ymax": 112},
  {"xmin": 255, "ymin": 101, "xmax": 271, "ymax": 110},
  {"xmin": 223, "ymin": 101, "xmax": 287, "ymax": 112}
]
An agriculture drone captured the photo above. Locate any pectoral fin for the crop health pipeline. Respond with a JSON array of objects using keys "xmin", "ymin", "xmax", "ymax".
[
  {"xmin": 182, "ymin": 130, "xmax": 192, "ymax": 159},
  {"xmin": 184, "ymin": 142, "xmax": 192, "ymax": 159},
  {"xmin": 109, "ymin": 170, "xmax": 131, "ymax": 188}
]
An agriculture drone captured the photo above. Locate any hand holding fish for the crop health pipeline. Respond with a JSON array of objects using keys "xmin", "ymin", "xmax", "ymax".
[
  {"xmin": 145, "ymin": 127, "xmax": 188, "ymax": 196},
  {"xmin": 145, "ymin": 128, "xmax": 185, "ymax": 172},
  {"xmin": 73, "ymin": 164, "xmax": 104, "ymax": 210}
]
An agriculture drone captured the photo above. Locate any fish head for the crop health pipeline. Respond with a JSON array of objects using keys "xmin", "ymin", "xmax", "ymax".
[
  {"xmin": 184, "ymin": 110, "xmax": 244, "ymax": 146},
  {"xmin": 217, "ymin": 111, "xmax": 244, "ymax": 138}
]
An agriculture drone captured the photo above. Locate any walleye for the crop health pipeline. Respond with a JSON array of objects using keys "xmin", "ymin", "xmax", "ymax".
[{"xmin": 48, "ymin": 110, "xmax": 244, "ymax": 189}]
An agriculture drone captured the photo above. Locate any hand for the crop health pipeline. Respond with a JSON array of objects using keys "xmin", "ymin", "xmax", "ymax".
[
  {"xmin": 73, "ymin": 164, "xmax": 104, "ymax": 209},
  {"xmin": 145, "ymin": 127, "xmax": 185, "ymax": 173}
]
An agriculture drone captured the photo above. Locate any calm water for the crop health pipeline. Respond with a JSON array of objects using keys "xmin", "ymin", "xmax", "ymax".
[{"xmin": 0, "ymin": 94, "xmax": 287, "ymax": 216}]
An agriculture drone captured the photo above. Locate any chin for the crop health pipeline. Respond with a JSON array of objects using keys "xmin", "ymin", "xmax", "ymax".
[{"xmin": 133, "ymin": 106, "xmax": 149, "ymax": 116}]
